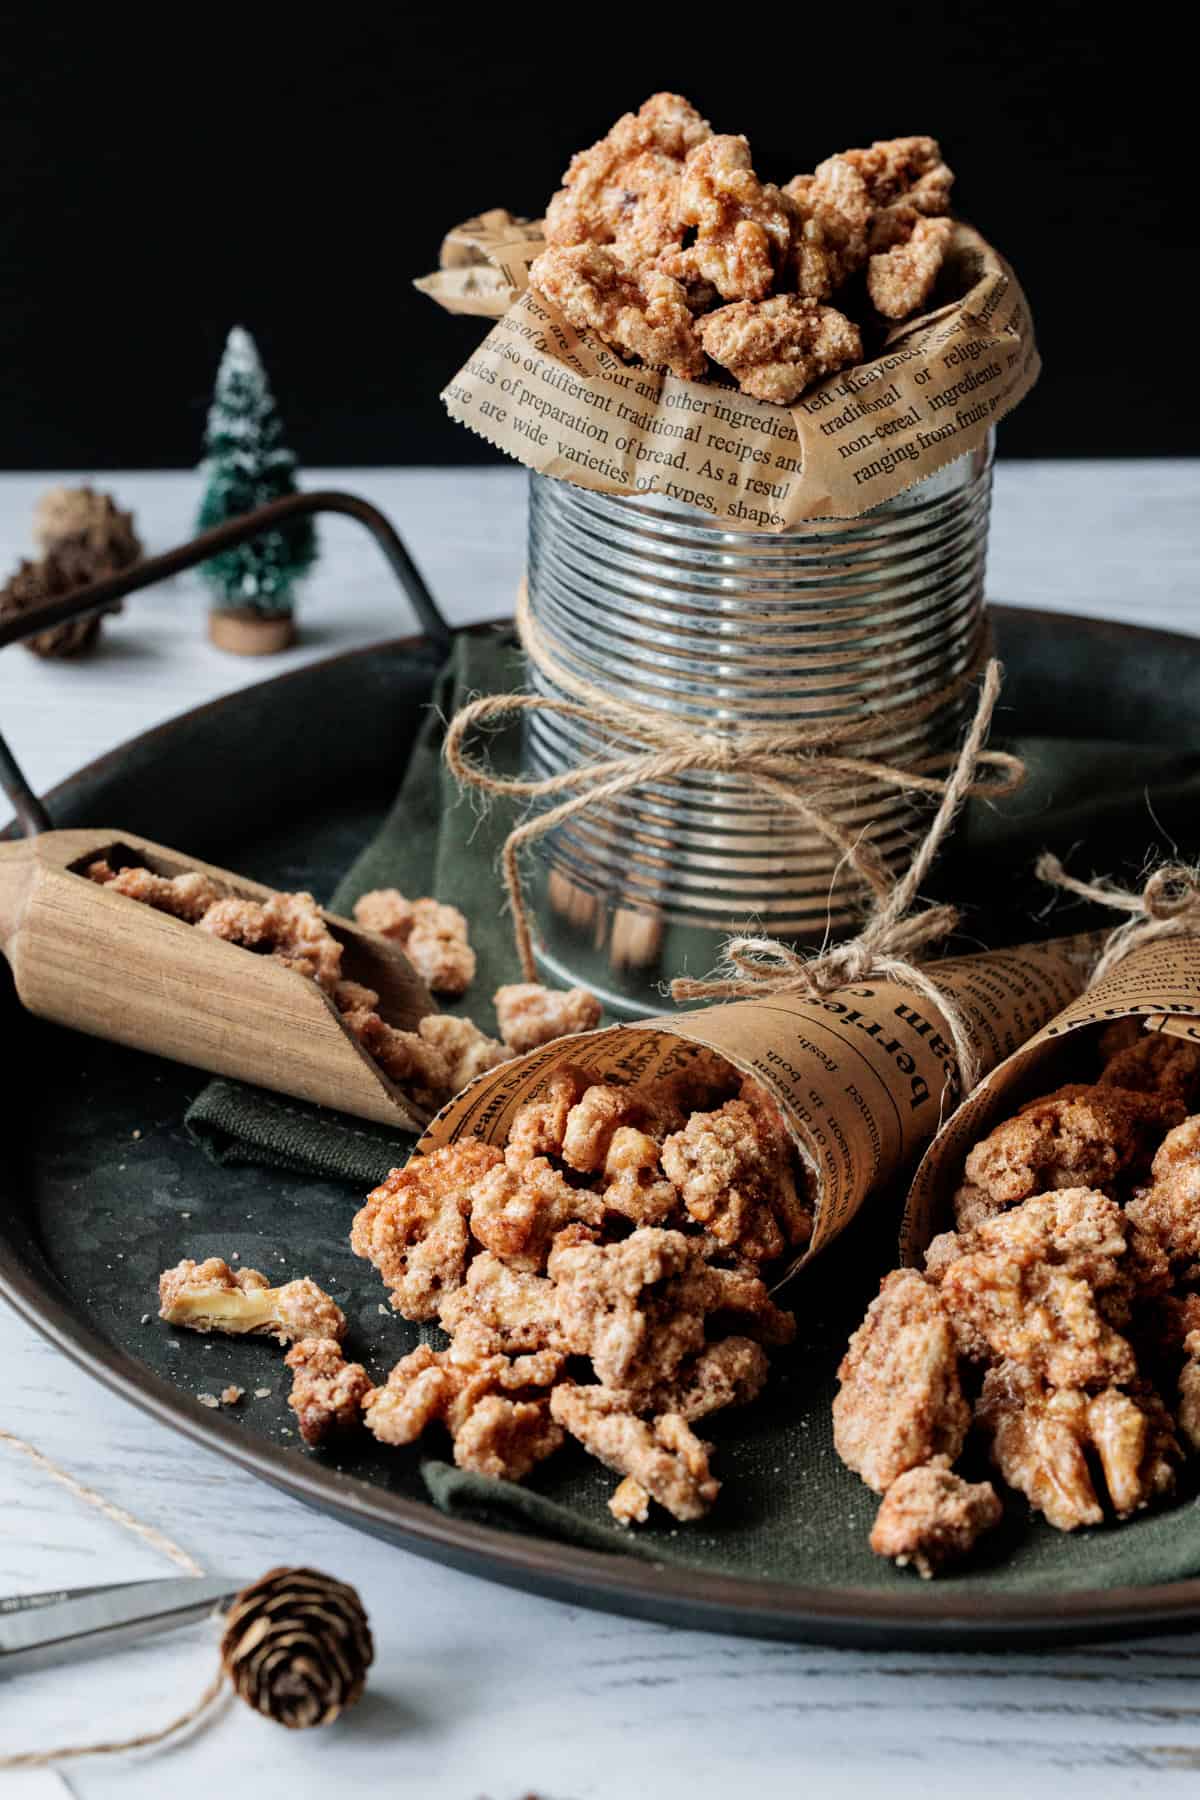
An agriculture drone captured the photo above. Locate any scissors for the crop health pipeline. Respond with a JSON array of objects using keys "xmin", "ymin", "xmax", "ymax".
[{"xmin": 0, "ymin": 1575, "xmax": 239, "ymax": 1676}]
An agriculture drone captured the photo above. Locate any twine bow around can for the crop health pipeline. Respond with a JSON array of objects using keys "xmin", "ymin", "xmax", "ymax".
[{"xmin": 445, "ymin": 583, "xmax": 1026, "ymax": 1095}]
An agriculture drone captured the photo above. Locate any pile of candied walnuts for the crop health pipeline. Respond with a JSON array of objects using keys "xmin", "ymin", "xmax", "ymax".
[
  {"xmin": 836, "ymin": 1025, "xmax": 1200, "ymax": 1576},
  {"xmin": 85, "ymin": 855, "xmax": 600, "ymax": 1115},
  {"xmin": 161, "ymin": 1053, "xmax": 812, "ymax": 1525},
  {"xmin": 528, "ymin": 93, "xmax": 955, "ymax": 404}
]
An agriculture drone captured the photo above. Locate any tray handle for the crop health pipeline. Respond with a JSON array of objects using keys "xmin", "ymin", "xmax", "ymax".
[{"xmin": 0, "ymin": 489, "xmax": 453, "ymax": 838}]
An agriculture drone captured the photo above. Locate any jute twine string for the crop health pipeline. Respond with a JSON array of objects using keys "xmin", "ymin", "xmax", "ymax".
[
  {"xmin": 1037, "ymin": 853, "xmax": 1200, "ymax": 987},
  {"xmin": 445, "ymin": 584, "xmax": 1024, "ymax": 1095},
  {"xmin": 0, "ymin": 1429, "xmax": 229, "ymax": 1768}
]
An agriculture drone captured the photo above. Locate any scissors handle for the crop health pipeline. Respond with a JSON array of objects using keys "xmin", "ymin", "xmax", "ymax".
[{"xmin": 0, "ymin": 1575, "xmax": 238, "ymax": 1676}]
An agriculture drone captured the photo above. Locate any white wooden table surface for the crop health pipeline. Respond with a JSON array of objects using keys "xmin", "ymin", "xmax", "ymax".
[{"xmin": 0, "ymin": 461, "xmax": 1197, "ymax": 1799}]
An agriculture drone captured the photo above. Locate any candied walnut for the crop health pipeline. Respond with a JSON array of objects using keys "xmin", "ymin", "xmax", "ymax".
[
  {"xmin": 1100, "ymin": 1032, "xmax": 1200, "ymax": 1109},
  {"xmin": 439, "ymin": 1251, "xmax": 563, "ymax": 1354},
  {"xmin": 697, "ymin": 297, "xmax": 861, "ymax": 405},
  {"xmin": 649, "ymin": 1336, "xmax": 770, "ymax": 1421},
  {"xmin": 549, "ymin": 1226, "xmax": 705, "ymax": 1393},
  {"xmin": 452, "ymin": 1395, "xmax": 563, "ymax": 1481},
  {"xmin": 661, "ymin": 1098, "xmax": 802, "ymax": 1265},
  {"xmin": 350, "ymin": 1140, "xmax": 502, "ymax": 1320},
  {"xmin": 939, "ymin": 1188, "xmax": 1136, "ymax": 1387},
  {"xmin": 352, "ymin": 888, "xmax": 414, "ymax": 939},
  {"xmin": 529, "ymin": 244, "xmax": 706, "ymax": 381},
  {"xmin": 1089, "ymin": 1385, "xmax": 1179, "ymax": 1516},
  {"xmin": 196, "ymin": 894, "xmax": 273, "ymax": 947},
  {"xmin": 976, "ymin": 1365, "xmax": 1101, "ymax": 1530},
  {"xmin": 285, "ymin": 1337, "xmax": 371, "ymax": 1446},
  {"xmin": 158, "ymin": 1257, "xmax": 345, "ymax": 1344},
  {"xmin": 85, "ymin": 857, "xmax": 115, "ymax": 884},
  {"xmin": 334, "ymin": 978, "xmax": 380, "ymax": 1014},
  {"xmin": 505, "ymin": 1067, "xmax": 588, "ymax": 1166},
  {"xmin": 542, "ymin": 92, "xmax": 711, "ymax": 267},
  {"xmin": 696, "ymin": 1261, "xmax": 796, "ymax": 1347},
  {"xmin": 609, "ymin": 1475, "xmax": 651, "ymax": 1526},
  {"xmin": 923, "ymin": 1229, "xmax": 965, "ymax": 1285},
  {"xmin": 842, "ymin": 135, "xmax": 954, "ymax": 216},
  {"xmin": 551, "ymin": 1385, "xmax": 719, "ymax": 1522},
  {"xmin": 783, "ymin": 155, "xmax": 871, "ymax": 300},
  {"xmin": 962, "ymin": 1082, "xmax": 1179, "ymax": 1212},
  {"xmin": 407, "ymin": 902, "xmax": 476, "ymax": 997},
  {"xmin": 833, "ymin": 1270, "xmax": 969, "ymax": 1494},
  {"xmin": 867, "ymin": 215, "xmax": 953, "ymax": 320},
  {"xmin": 663, "ymin": 135, "xmax": 791, "ymax": 303},
  {"xmin": 869, "ymin": 1459, "xmax": 1002, "ymax": 1578},
  {"xmin": 1126, "ymin": 1115, "xmax": 1200, "ymax": 1270},
  {"xmin": 601, "ymin": 1126, "xmax": 680, "ymax": 1225},
  {"xmin": 563, "ymin": 1084, "xmax": 641, "ymax": 1173},
  {"xmin": 363, "ymin": 1339, "xmax": 563, "ymax": 1479},
  {"xmin": 103, "ymin": 865, "xmax": 224, "ymax": 923},
  {"xmin": 494, "ymin": 984, "xmax": 602, "ymax": 1054},
  {"xmin": 1178, "ymin": 1354, "xmax": 1200, "ymax": 1451},
  {"xmin": 362, "ymin": 1343, "xmax": 458, "ymax": 1445},
  {"xmin": 470, "ymin": 1156, "xmax": 603, "ymax": 1272},
  {"xmin": 198, "ymin": 889, "xmax": 344, "ymax": 993},
  {"xmin": 977, "ymin": 1363, "xmax": 1178, "ymax": 1530},
  {"xmin": 950, "ymin": 1181, "xmax": 1001, "ymax": 1233},
  {"xmin": 417, "ymin": 1014, "xmax": 510, "ymax": 1091},
  {"xmin": 353, "ymin": 889, "xmax": 474, "ymax": 995},
  {"xmin": 339, "ymin": 1007, "xmax": 451, "ymax": 1108},
  {"xmin": 737, "ymin": 1079, "xmax": 814, "ymax": 1250}
]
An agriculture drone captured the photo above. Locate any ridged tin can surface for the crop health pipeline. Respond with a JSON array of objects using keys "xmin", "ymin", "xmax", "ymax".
[{"xmin": 523, "ymin": 439, "xmax": 993, "ymax": 1014}]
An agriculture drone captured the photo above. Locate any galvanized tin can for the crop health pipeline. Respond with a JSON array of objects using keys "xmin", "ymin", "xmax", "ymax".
[{"xmin": 523, "ymin": 438, "xmax": 994, "ymax": 1016}]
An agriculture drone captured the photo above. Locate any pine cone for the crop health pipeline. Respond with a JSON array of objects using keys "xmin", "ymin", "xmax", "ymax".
[
  {"xmin": 219, "ymin": 1566, "xmax": 373, "ymax": 1729},
  {"xmin": 33, "ymin": 484, "xmax": 143, "ymax": 570},
  {"xmin": 0, "ymin": 547, "xmax": 122, "ymax": 658}
]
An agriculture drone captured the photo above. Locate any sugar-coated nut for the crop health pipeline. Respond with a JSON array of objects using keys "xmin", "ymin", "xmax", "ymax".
[
  {"xmin": 833, "ymin": 1270, "xmax": 969, "ymax": 1494},
  {"xmin": 493, "ymin": 984, "xmax": 602, "ymax": 1053},
  {"xmin": 869, "ymin": 1460, "xmax": 1002, "ymax": 1577},
  {"xmin": 158, "ymin": 1257, "xmax": 345, "ymax": 1345}
]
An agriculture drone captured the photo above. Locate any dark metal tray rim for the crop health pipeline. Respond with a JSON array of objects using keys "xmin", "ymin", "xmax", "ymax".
[{"xmin": 6, "ymin": 615, "xmax": 1200, "ymax": 1650}]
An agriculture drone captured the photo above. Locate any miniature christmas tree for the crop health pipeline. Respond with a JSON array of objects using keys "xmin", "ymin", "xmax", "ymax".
[{"xmin": 196, "ymin": 327, "xmax": 316, "ymax": 650}]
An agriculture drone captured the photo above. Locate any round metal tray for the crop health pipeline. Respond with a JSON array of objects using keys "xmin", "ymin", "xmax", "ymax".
[{"xmin": 4, "ymin": 607, "xmax": 1200, "ymax": 1650}]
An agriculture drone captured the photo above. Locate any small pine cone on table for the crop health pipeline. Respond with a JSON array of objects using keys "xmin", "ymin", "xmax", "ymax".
[
  {"xmin": 219, "ymin": 1565, "xmax": 374, "ymax": 1729},
  {"xmin": 0, "ymin": 545, "xmax": 123, "ymax": 658},
  {"xmin": 33, "ymin": 484, "xmax": 143, "ymax": 571}
]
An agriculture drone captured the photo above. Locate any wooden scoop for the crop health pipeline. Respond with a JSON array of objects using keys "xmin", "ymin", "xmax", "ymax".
[{"xmin": 0, "ymin": 828, "xmax": 436, "ymax": 1131}]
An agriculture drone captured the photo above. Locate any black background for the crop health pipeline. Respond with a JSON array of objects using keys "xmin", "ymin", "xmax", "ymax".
[{"xmin": 0, "ymin": 9, "xmax": 1184, "ymax": 469}]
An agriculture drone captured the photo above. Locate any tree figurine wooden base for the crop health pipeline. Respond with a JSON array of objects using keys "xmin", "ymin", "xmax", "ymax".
[{"xmin": 208, "ymin": 606, "xmax": 296, "ymax": 656}]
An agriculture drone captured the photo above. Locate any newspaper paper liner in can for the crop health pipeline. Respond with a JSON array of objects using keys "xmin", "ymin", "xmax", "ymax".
[
  {"xmin": 424, "ymin": 218, "xmax": 1039, "ymax": 529},
  {"xmin": 901, "ymin": 935, "xmax": 1200, "ymax": 1266},
  {"xmin": 418, "ymin": 933, "xmax": 1095, "ymax": 1284}
]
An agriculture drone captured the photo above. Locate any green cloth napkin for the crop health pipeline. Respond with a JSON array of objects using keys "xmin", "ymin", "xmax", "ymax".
[{"xmin": 183, "ymin": 629, "xmax": 1200, "ymax": 1591}]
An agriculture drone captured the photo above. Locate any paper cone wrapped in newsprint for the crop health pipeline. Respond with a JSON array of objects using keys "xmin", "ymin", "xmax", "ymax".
[
  {"xmin": 419, "ymin": 934, "xmax": 1099, "ymax": 1283},
  {"xmin": 902, "ymin": 935, "xmax": 1200, "ymax": 1264},
  {"xmin": 419, "ymin": 209, "xmax": 1039, "ymax": 529}
]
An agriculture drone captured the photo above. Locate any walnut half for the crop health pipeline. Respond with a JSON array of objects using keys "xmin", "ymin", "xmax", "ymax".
[{"xmin": 158, "ymin": 1257, "xmax": 346, "ymax": 1345}]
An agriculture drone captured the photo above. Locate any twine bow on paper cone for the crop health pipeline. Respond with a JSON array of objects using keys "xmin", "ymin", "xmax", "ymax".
[
  {"xmin": 1037, "ymin": 854, "xmax": 1200, "ymax": 986},
  {"xmin": 445, "ymin": 585, "xmax": 1026, "ymax": 1097}
]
